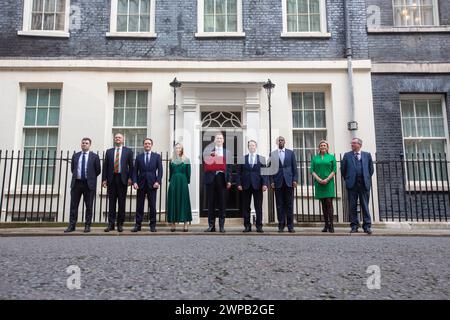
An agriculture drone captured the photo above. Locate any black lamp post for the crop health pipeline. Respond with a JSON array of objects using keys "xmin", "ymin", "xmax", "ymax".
[
  {"xmin": 263, "ymin": 79, "xmax": 275, "ymax": 153},
  {"xmin": 169, "ymin": 77, "xmax": 182, "ymax": 147}
]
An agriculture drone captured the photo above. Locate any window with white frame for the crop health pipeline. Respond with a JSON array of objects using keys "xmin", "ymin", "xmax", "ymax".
[
  {"xmin": 292, "ymin": 91, "xmax": 327, "ymax": 186},
  {"xmin": 108, "ymin": 0, "xmax": 156, "ymax": 36},
  {"xmin": 283, "ymin": 0, "xmax": 328, "ymax": 35},
  {"xmin": 400, "ymin": 96, "xmax": 449, "ymax": 183},
  {"xmin": 23, "ymin": 88, "xmax": 60, "ymax": 185},
  {"xmin": 197, "ymin": 0, "xmax": 244, "ymax": 36},
  {"xmin": 112, "ymin": 90, "xmax": 149, "ymax": 156},
  {"xmin": 19, "ymin": 0, "xmax": 70, "ymax": 36},
  {"xmin": 393, "ymin": 0, "xmax": 439, "ymax": 27}
]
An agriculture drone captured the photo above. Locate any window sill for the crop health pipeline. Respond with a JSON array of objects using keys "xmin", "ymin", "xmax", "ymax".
[
  {"xmin": 106, "ymin": 32, "xmax": 157, "ymax": 38},
  {"xmin": 281, "ymin": 32, "xmax": 331, "ymax": 38},
  {"xmin": 195, "ymin": 32, "xmax": 246, "ymax": 38},
  {"xmin": 17, "ymin": 30, "xmax": 70, "ymax": 38},
  {"xmin": 367, "ymin": 26, "xmax": 450, "ymax": 33}
]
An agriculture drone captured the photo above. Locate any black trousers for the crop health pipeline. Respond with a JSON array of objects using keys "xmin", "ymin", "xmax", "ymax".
[
  {"xmin": 348, "ymin": 176, "xmax": 372, "ymax": 229},
  {"xmin": 69, "ymin": 180, "xmax": 95, "ymax": 225},
  {"xmin": 136, "ymin": 183, "xmax": 157, "ymax": 228},
  {"xmin": 107, "ymin": 173, "xmax": 128, "ymax": 225},
  {"xmin": 274, "ymin": 180, "xmax": 294, "ymax": 230},
  {"xmin": 206, "ymin": 172, "xmax": 226, "ymax": 228},
  {"xmin": 242, "ymin": 186, "xmax": 263, "ymax": 229}
]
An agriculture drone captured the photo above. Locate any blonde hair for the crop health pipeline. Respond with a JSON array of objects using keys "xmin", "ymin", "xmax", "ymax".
[
  {"xmin": 317, "ymin": 140, "xmax": 330, "ymax": 153},
  {"xmin": 172, "ymin": 143, "xmax": 186, "ymax": 161}
]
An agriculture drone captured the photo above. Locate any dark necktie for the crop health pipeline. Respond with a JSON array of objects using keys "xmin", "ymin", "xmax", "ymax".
[
  {"xmin": 81, "ymin": 152, "xmax": 86, "ymax": 180},
  {"xmin": 146, "ymin": 152, "xmax": 150, "ymax": 166}
]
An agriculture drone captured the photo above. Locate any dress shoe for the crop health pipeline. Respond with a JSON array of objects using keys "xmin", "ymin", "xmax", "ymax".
[
  {"xmin": 288, "ymin": 228, "xmax": 295, "ymax": 233},
  {"xmin": 256, "ymin": 228, "xmax": 264, "ymax": 233},
  {"xmin": 219, "ymin": 227, "xmax": 225, "ymax": 233},
  {"xmin": 104, "ymin": 224, "xmax": 115, "ymax": 232},
  {"xmin": 131, "ymin": 225, "xmax": 141, "ymax": 233},
  {"xmin": 204, "ymin": 227, "xmax": 216, "ymax": 232},
  {"xmin": 364, "ymin": 228, "xmax": 373, "ymax": 235},
  {"xmin": 83, "ymin": 225, "xmax": 91, "ymax": 233},
  {"xmin": 328, "ymin": 226, "xmax": 335, "ymax": 233},
  {"xmin": 278, "ymin": 228, "xmax": 285, "ymax": 233},
  {"xmin": 150, "ymin": 226, "xmax": 157, "ymax": 232},
  {"xmin": 321, "ymin": 226, "xmax": 328, "ymax": 232},
  {"xmin": 64, "ymin": 225, "xmax": 76, "ymax": 233},
  {"xmin": 350, "ymin": 228, "xmax": 359, "ymax": 233},
  {"xmin": 243, "ymin": 227, "xmax": 251, "ymax": 233},
  {"xmin": 117, "ymin": 224, "xmax": 124, "ymax": 233},
  {"xmin": 183, "ymin": 228, "xmax": 188, "ymax": 232},
  {"xmin": 170, "ymin": 228, "xmax": 176, "ymax": 232}
]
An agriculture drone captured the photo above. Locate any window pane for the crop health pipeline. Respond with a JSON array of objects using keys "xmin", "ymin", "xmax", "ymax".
[
  {"xmin": 55, "ymin": 0, "xmax": 65, "ymax": 12},
  {"xmin": 204, "ymin": 15, "xmax": 214, "ymax": 32},
  {"xmin": 43, "ymin": 13, "xmax": 55, "ymax": 30},
  {"xmin": 126, "ymin": 90, "xmax": 137, "ymax": 108},
  {"xmin": 125, "ymin": 109, "xmax": 136, "ymax": 126},
  {"xmin": 114, "ymin": 91, "xmax": 125, "ymax": 107},
  {"xmin": 136, "ymin": 109, "xmax": 147, "ymax": 126},
  {"xmin": 430, "ymin": 118, "xmax": 445, "ymax": 137},
  {"xmin": 310, "ymin": 0, "xmax": 320, "ymax": 13},
  {"xmin": 310, "ymin": 14, "xmax": 320, "ymax": 31},
  {"xmin": 55, "ymin": 13, "xmax": 64, "ymax": 30},
  {"xmin": 292, "ymin": 92, "xmax": 302, "ymax": 109},
  {"xmin": 117, "ymin": 15, "xmax": 128, "ymax": 32},
  {"xmin": 137, "ymin": 90, "xmax": 148, "ymax": 108},
  {"xmin": 303, "ymin": 92, "xmax": 314, "ymax": 109},
  {"xmin": 287, "ymin": 15, "xmax": 297, "ymax": 32},
  {"xmin": 227, "ymin": 14, "xmax": 237, "ymax": 32},
  {"xmin": 140, "ymin": 0, "xmax": 150, "ymax": 14},
  {"xmin": 48, "ymin": 130, "xmax": 58, "ymax": 146},
  {"xmin": 48, "ymin": 108, "xmax": 59, "ymax": 126},
  {"xmin": 287, "ymin": 0, "xmax": 297, "ymax": 14},
  {"xmin": 304, "ymin": 131, "xmax": 314, "ymax": 148},
  {"xmin": 49, "ymin": 89, "xmax": 61, "ymax": 106},
  {"xmin": 417, "ymin": 118, "xmax": 431, "ymax": 137},
  {"xmin": 118, "ymin": 0, "xmax": 128, "ymax": 14},
  {"xmin": 215, "ymin": 0, "xmax": 226, "ymax": 14},
  {"xmin": 38, "ymin": 89, "xmax": 49, "ymax": 106},
  {"xmin": 36, "ymin": 108, "xmax": 48, "ymax": 126},
  {"xmin": 129, "ymin": 0, "xmax": 139, "ymax": 14},
  {"xmin": 298, "ymin": 0, "xmax": 308, "ymax": 13},
  {"xmin": 292, "ymin": 110, "xmax": 303, "ymax": 128},
  {"xmin": 298, "ymin": 14, "xmax": 308, "ymax": 31},
  {"xmin": 315, "ymin": 110, "xmax": 326, "ymax": 128},
  {"xmin": 314, "ymin": 92, "xmax": 325, "ymax": 109},
  {"xmin": 227, "ymin": 0, "xmax": 237, "ymax": 14},
  {"xmin": 128, "ymin": 15, "xmax": 139, "ymax": 32},
  {"xmin": 428, "ymin": 100, "xmax": 442, "ymax": 116},
  {"xmin": 304, "ymin": 111, "xmax": 314, "ymax": 127},
  {"xmin": 205, "ymin": 0, "xmax": 214, "ymax": 14},
  {"xmin": 401, "ymin": 100, "xmax": 414, "ymax": 116},
  {"xmin": 45, "ymin": 0, "xmax": 56, "ymax": 12},
  {"xmin": 31, "ymin": 14, "xmax": 43, "ymax": 30},
  {"xmin": 24, "ymin": 130, "xmax": 36, "ymax": 147},
  {"xmin": 33, "ymin": 0, "xmax": 44, "ymax": 12},
  {"xmin": 421, "ymin": 7, "xmax": 434, "ymax": 25},
  {"xmin": 36, "ymin": 130, "xmax": 48, "ymax": 146},
  {"xmin": 140, "ymin": 15, "xmax": 150, "ymax": 32},
  {"xmin": 25, "ymin": 108, "xmax": 37, "ymax": 126},
  {"xmin": 415, "ymin": 100, "xmax": 428, "ymax": 117},
  {"xmin": 216, "ymin": 15, "xmax": 226, "ymax": 32},
  {"xmin": 114, "ymin": 109, "xmax": 124, "ymax": 126},
  {"xmin": 27, "ymin": 89, "xmax": 38, "ymax": 106},
  {"xmin": 402, "ymin": 118, "xmax": 416, "ymax": 137}
]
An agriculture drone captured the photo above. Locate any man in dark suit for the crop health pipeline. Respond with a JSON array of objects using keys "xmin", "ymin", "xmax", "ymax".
[
  {"xmin": 64, "ymin": 138, "xmax": 101, "ymax": 233},
  {"xmin": 132, "ymin": 138, "xmax": 163, "ymax": 232},
  {"xmin": 269, "ymin": 136, "xmax": 298, "ymax": 233},
  {"xmin": 236, "ymin": 140, "xmax": 268, "ymax": 233},
  {"xmin": 102, "ymin": 133, "xmax": 134, "ymax": 232},
  {"xmin": 203, "ymin": 133, "xmax": 232, "ymax": 233},
  {"xmin": 341, "ymin": 137, "xmax": 374, "ymax": 234}
]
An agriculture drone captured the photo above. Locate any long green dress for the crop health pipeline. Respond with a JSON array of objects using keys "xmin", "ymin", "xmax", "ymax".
[
  {"xmin": 310, "ymin": 153, "xmax": 337, "ymax": 199},
  {"xmin": 167, "ymin": 158, "xmax": 192, "ymax": 223}
]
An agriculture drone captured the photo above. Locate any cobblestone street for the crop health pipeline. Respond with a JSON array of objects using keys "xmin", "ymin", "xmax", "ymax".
[{"xmin": 0, "ymin": 235, "xmax": 449, "ymax": 300}]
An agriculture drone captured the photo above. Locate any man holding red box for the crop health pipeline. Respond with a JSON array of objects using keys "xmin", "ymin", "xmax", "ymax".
[{"xmin": 203, "ymin": 133, "xmax": 232, "ymax": 233}]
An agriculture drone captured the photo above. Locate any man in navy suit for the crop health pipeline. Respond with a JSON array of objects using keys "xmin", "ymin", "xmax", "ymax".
[
  {"xmin": 102, "ymin": 133, "xmax": 134, "ymax": 232},
  {"xmin": 236, "ymin": 140, "xmax": 268, "ymax": 233},
  {"xmin": 65, "ymin": 138, "xmax": 101, "ymax": 233},
  {"xmin": 132, "ymin": 138, "xmax": 163, "ymax": 232},
  {"xmin": 341, "ymin": 137, "xmax": 374, "ymax": 234},
  {"xmin": 269, "ymin": 136, "xmax": 298, "ymax": 233},
  {"xmin": 203, "ymin": 133, "xmax": 232, "ymax": 233}
]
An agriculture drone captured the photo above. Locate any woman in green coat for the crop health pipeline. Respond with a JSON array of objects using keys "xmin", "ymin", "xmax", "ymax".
[
  {"xmin": 310, "ymin": 140, "xmax": 337, "ymax": 233},
  {"xmin": 167, "ymin": 143, "xmax": 192, "ymax": 232}
]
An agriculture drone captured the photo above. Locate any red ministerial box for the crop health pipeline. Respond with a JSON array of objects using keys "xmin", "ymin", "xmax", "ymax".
[{"xmin": 203, "ymin": 155, "xmax": 226, "ymax": 172}]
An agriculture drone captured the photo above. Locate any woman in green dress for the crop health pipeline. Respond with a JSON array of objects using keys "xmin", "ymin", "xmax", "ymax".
[
  {"xmin": 167, "ymin": 143, "xmax": 192, "ymax": 232},
  {"xmin": 310, "ymin": 140, "xmax": 337, "ymax": 233}
]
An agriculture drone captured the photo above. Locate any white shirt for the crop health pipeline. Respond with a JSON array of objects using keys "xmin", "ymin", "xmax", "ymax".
[
  {"xmin": 248, "ymin": 152, "xmax": 257, "ymax": 166},
  {"xmin": 77, "ymin": 151, "xmax": 89, "ymax": 179},
  {"xmin": 278, "ymin": 148, "xmax": 286, "ymax": 164}
]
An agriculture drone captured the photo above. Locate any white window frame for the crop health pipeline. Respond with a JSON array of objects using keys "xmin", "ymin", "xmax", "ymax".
[
  {"xmin": 195, "ymin": 0, "xmax": 245, "ymax": 38},
  {"xmin": 392, "ymin": 0, "xmax": 440, "ymax": 28},
  {"xmin": 400, "ymin": 94, "xmax": 450, "ymax": 190},
  {"xmin": 18, "ymin": 0, "xmax": 71, "ymax": 38},
  {"xmin": 107, "ymin": 0, "xmax": 157, "ymax": 38},
  {"xmin": 281, "ymin": 0, "xmax": 330, "ymax": 38}
]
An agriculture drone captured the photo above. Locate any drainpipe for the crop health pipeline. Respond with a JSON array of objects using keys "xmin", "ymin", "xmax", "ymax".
[{"xmin": 344, "ymin": 0, "xmax": 358, "ymax": 137}]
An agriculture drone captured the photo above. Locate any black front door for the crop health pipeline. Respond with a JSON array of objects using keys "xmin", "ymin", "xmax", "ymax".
[{"xmin": 200, "ymin": 130, "xmax": 243, "ymax": 218}]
